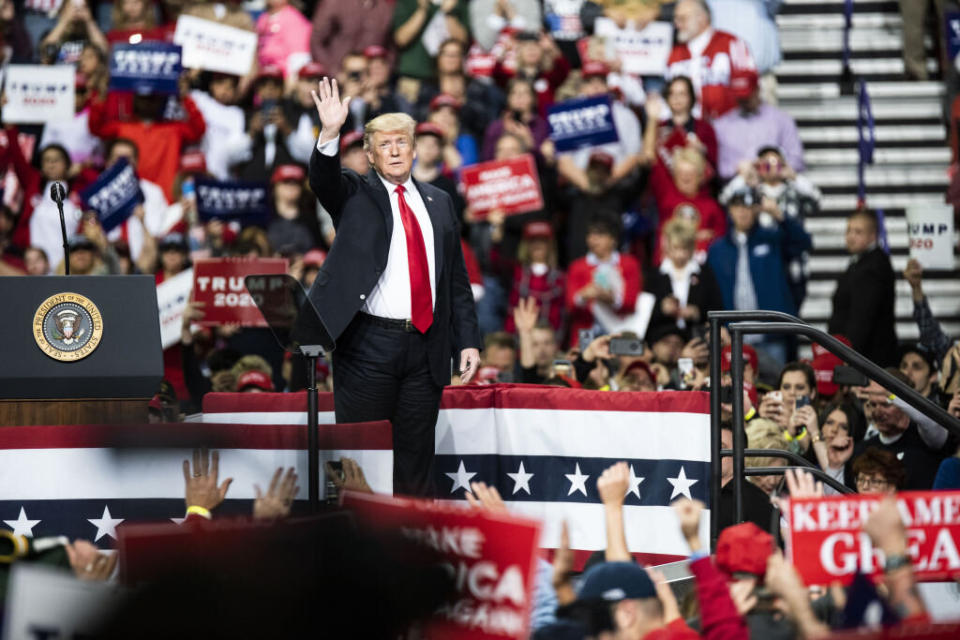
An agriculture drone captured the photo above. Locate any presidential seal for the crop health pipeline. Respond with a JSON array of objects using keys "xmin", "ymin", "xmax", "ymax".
[{"xmin": 33, "ymin": 293, "xmax": 103, "ymax": 361}]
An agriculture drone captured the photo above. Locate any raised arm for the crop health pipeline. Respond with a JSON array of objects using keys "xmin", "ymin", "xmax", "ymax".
[{"xmin": 308, "ymin": 77, "xmax": 356, "ymax": 221}]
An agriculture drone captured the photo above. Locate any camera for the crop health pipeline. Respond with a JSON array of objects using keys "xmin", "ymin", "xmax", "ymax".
[{"xmin": 610, "ymin": 337, "xmax": 643, "ymax": 356}]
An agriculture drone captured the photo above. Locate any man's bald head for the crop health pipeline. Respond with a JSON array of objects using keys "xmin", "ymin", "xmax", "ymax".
[{"xmin": 674, "ymin": 0, "xmax": 712, "ymax": 42}]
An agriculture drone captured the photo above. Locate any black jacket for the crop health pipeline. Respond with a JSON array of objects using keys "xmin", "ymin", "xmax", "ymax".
[
  {"xmin": 644, "ymin": 262, "xmax": 724, "ymax": 332},
  {"xmin": 306, "ymin": 146, "xmax": 481, "ymax": 386},
  {"xmin": 828, "ymin": 247, "xmax": 897, "ymax": 367}
]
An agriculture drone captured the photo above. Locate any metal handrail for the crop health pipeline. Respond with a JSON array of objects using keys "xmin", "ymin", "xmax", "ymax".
[
  {"xmin": 707, "ymin": 311, "xmax": 805, "ymax": 548},
  {"xmin": 729, "ymin": 453, "xmax": 855, "ymax": 495},
  {"xmin": 727, "ymin": 321, "xmax": 960, "ymax": 528}
]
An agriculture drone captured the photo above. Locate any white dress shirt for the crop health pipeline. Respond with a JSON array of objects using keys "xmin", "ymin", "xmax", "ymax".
[{"xmin": 318, "ymin": 136, "xmax": 436, "ymax": 319}]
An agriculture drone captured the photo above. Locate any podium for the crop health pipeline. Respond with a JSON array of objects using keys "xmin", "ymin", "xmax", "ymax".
[{"xmin": 0, "ymin": 276, "xmax": 163, "ymax": 426}]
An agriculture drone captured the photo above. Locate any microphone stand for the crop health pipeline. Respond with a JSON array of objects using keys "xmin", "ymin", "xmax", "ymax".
[{"xmin": 52, "ymin": 183, "xmax": 69, "ymax": 275}]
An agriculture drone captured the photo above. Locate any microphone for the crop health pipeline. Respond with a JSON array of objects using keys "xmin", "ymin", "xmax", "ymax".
[{"xmin": 51, "ymin": 181, "xmax": 69, "ymax": 275}]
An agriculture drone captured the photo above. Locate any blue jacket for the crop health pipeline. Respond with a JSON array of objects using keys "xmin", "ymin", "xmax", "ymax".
[{"xmin": 707, "ymin": 217, "xmax": 812, "ymax": 315}]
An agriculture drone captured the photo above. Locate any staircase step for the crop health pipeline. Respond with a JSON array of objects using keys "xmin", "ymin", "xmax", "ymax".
[
  {"xmin": 781, "ymin": 30, "xmax": 929, "ymax": 55},
  {"xmin": 776, "ymin": 58, "xmax": 936, "ymax": 78},
  {"xmin": 804, "ymin": 166, "xmax": 949, "ymax": 188},
  {"xmin": 818, "ymin": 193, "xmax": 949, "ymax": 212},
  {"xmin": 780, "ymin": 0, "xmax": 898, "ymax": 10},
  {"xmin": 799, "ymin": 124, "xmax": 946, "ymax": 144},
  {"xmin": 808, "ymin": 253, "xmax": 960, "ymax": 274},
  {"xmin": 807, "ymin": 279, "xmax": 960, "ymax": 298},
  {"xmin": 776, "ymin": 12, "xmax": 901, "ymax": 30},
  {"xmin": 802, "ymin": 148, "xmax": 951, "ymax": 166},
  {"xmin": 782, "ymin": 99, "xmax": 943, "ymax": 123},
  {"xmin": 777, "ymin": 81, "xmax": 945, "ymax": 100}
]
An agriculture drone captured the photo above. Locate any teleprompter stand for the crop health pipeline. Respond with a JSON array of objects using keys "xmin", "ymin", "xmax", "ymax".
[{"xmin": 245, "ymin": 274, "xmax": 334, "ymax": 513}]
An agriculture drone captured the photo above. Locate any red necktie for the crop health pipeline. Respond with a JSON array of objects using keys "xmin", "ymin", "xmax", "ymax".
[{"xmin": 394, "ymin": 185, "xmax": 433, "ymax": 333}]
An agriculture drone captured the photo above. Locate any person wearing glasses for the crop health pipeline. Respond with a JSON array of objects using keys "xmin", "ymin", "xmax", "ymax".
[
  {"xmin": 853, "ymin": 370, "xmax": 954, "ymax": 490},
  {"xmin": 851, "ymin": 447, "xmax": 904, "ymax": 496}
]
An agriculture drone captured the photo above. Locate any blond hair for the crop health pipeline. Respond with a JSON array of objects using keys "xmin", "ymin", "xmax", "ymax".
[
  {"xmin": 663, "ymin": 217, "xmax": 697, "ymax": 250},
  {"xmin": 364, "ymin": 113, "xmax": 416, "ymax": 152},
  {"xmin": 745, "ymin": 418, "xmax": 789, "ymax": 468},
  {"xmin": 672, "ymin": 146, "xmax": 706, "ymax": 177}
]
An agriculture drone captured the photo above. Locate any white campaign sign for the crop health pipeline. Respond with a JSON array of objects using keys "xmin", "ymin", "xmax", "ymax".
[
  {"xmin": 2, "ymin": 564, "xmax": 122, "ymax": 640},
  {"xmin": 156, "ymin": 268, "xmax": 194, "ymax": 349},
  {"xmin": 2, "ymin": 65, "xmax": 75, "ymax": 124},
  {"xmin": 594, "ymin": 19, "xmax": 673, "ymax": 77},
  {"xmin": 174, "ymin": 15, "xmax": 257, "ymax": 75},
  {"xmin": 906, "ymin": 204, "xmax": 956, "ymax": 270}
]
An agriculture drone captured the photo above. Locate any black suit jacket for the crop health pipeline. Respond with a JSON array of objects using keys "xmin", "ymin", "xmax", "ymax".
[
  {"xmin": 828, "ymin": 247, "xmax": 897, "ymax": 367},
  {"xmin": 644, "ymin": 262, "xmax": 724, "ymax": 331},
  {"xmin": 306, "ymin": 146, "xmax": 481, "ymax": 386}
]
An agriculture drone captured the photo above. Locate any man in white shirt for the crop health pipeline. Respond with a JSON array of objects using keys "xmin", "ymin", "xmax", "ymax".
[
  {"xmin": 306, "ymin": 78, "xmax": 481, "ymax": 496},
  {"xmin": 103, "ymin": 138, "xmax": 170, "ymax": 262}
]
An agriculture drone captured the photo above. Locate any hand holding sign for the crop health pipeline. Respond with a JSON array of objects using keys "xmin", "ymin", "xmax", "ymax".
[{"xmin": 313, "ymin": 77, "xmax": 351, "ymax": 145}]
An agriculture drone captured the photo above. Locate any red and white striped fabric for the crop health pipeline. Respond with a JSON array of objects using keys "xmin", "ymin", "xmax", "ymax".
[{"xmin": 203, "ymin": 385, "xmax": 711, "ymax": 566}]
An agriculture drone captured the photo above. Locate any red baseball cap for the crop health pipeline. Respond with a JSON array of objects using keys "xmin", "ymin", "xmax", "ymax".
[
  {"xmin": 237, "ymin": 370, "xmax": 273, "ymax": 392},
  {"xmin": 720, "ymin": 344, "xmax": 759, "ymax": 374},
  {"xmin": 715, "ymin": 522, "xmax": 773, "ymax": 581},
  {"xmin": 303, "ymin": 249, "xmax": 326, "ymax": 267},
  {"xmin": 256, "ymin": 65, "xmax": 284, "ymax": 82},
  {"xmin": 271, "ymin": 164, "xmax": 305, "ymax": 185},
  {"xmin": 340, "ymin": 130, "xmax": 364, "ymax": 152},
  {"xmin": 179, "ymin": 151, "xmax": 207, "ymax": 175},
  {"xmin": 588, "ymin": 151, "xmax": 614, "ymax": 170},
  {"xmin": 624, "ymin": 360, "xmax": 655, "ymax": 384},
  {"xmin": 429, "ymin": 93, "xmax": 462, "ymax": 112},
  {"xmin": 811, "ymin": 335, "xmax": 852, "ymax": 397},
  {"xmin": 298, "ymin": 61, "xmax": 327, "ymax": 80},
  {"xmin": 415, "ymin": 122, "xmax": 445, "ymax": 139},
  {"xmin": 522, "ymin": 221, "xmax": 553, "ymax": 240},
  {"xmin": 730, "ymin": 68, "xmax": 759, "ymax": 99},
  {"xmin": 363, "ymin": 45, "xmax": 388, "ymax": 60},
  {"xmin": 581, "ymin": 61, "xmax": 610, "ymax": 79}
]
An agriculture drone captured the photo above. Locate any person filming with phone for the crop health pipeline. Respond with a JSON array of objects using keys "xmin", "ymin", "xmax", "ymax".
[{"xmin": 306, "ymin": 78, "xmax": 481, "ymax": 497}]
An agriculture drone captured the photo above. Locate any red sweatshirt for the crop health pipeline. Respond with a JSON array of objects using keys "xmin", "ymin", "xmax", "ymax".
[
  {"xmin": 649, "ymin": 160, "xmax": 727, "ymax": 264},
  {"xmin": 565, "ymin": 252, "xmax": 641, "ymax": 348},
  {"xmin": 87, "ymin": 94, "xmax": 206, "ymax": 202},
  {"xmin": 688, "ymin": 555, "xmax": 750, "ymax": 640}
]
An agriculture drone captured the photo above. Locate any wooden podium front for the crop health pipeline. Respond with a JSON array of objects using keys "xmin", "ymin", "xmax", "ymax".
[{"xmin": 0, "ymin": 399, "xmax": 149, "ymax": 426}]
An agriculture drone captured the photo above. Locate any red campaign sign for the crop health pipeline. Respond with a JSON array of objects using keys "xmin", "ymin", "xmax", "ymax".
[
  {"xmin": 342, "ymin": 491, "xmax": 542, "ymax": 640},
  {"xmin": 788, "ymin": 491, "xmax": 960, "ymax": 586},
  {"xmin": 192, "ymin": 258, "xmax": 288, "ymax": 327},
  {"xmin": 460, "ymin": 154, "xmax": 544, "ymax": 218}
]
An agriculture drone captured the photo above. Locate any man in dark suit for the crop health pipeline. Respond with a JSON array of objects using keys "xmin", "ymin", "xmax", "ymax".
[
  {"xmin": 306, "ymin": 78, "xmax": 481, "ymax": 496},
  {"xmin": 828, "ymin": 209, "xmax": 897, "ymax": 367}
]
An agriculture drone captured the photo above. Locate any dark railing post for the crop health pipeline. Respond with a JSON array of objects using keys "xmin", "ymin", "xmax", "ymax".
[
  {"xmin": 709, "ymin": 316, "xmax": 722, "ymax": 550},
  {"xmin": 730, "ymin": 329, "xmax": 745, "ymax": 525}
]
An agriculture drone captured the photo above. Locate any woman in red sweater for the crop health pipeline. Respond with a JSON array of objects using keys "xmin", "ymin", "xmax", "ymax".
[
  {"xmin": 649, "ymin": 146, "xmax": 727, "ymax": 265},
  {"xmin": 565, "ymin": 216, "xmax": 641, "ymax": 347},
  {"xmin": 504, "ymin": 221, "xmax": 566, "ymax": 336}
]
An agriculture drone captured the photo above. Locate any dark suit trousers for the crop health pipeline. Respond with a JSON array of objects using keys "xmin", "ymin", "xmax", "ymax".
[{"xmin": 332, "ymin": 313, "xmax": 443, "ymax": 497}]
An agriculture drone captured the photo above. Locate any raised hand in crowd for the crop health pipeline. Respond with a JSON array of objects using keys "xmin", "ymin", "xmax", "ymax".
[
  {"xmin": 581, "ymin": 333, "xmax": 612, "ymax": 363},
  {"xmin": 551, "ymin": 521, "xmax": 576, "ymax": 606},
  {"xmin": 758, "ymin": 391, "xmax": 789, "ymax": 429},
  {"xmin": 313, "ymin": 77, "xmax": 351, "ymax": 145},
  {"xmin": 788, "ymin": 403, "xmax": 819, "ymax": 452},
  {"xmin": 680, "ymin": 336, "xmax": 708, "ymax": 363},
  {"xmin": 181, "ymin": 294, "xmax": 205, "ymax": 346},
  {"xmin": 765, "ymin": 550, "xmax": 829, "ymax": 639},
  {"xmin": 66, "ymin": 539, "xmax": 118, "ymax": 582},
  {"xmin": 253, "ymin": 467, "xmax": 299, "ymax": 521},
  {"xmin": 513, "ymin": 296, "xmax": 539, "ymax": 334},
  {"xmin": 465, "ymin": 481, "xmax": 507, "ymax": 513},
  {"xmin": 948, "ymin": 390, "xmax": 960, "ymax": 419},
  {"xmin": 783, "ymin": 467, "xmax": 823, "ymax": 500},
  {"xmin": 598, "ymin": 462, "xmax": 631, "ymax": 561},
  {"xmin": 904, "ymin": 258, "xmax": 924, "ymax": 302},
  {"xmin": 862, "ymin": 496, "xmax": 926, "ymax": 620},
  {"xmin": 182, "ymin": 448, "xmax": 233, "ymax": 515},
  {"xmin": 647, "ymin": 567, "xmax": 681, "ymax": 624},
  {"xmin": 671, "ymin": 497, "xmax": 704, "ymax": 552},
  {"xmin": 325, "ymin": 457, "xmax": 373, "ymax": 494}
]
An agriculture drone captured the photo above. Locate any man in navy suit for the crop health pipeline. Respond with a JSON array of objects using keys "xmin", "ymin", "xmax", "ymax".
[{"xmin": 306, "ymin": 77, "xmax": 481, "ymax": 496}]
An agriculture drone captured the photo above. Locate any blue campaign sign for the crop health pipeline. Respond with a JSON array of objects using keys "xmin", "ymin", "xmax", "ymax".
[
  {"xmin": 947, "ymin": 13, "xmax": 960, "ymax": 68},
  {"xmin": 195, "ymin": 178, "xmax": 268, "ymax": 225},
  {"xmin": 80, "ymin": 159, "xmax": 144, "ymax": 233},
  {"xmin": 109, "ymin": 42, "xmax": 182, "ymax": 95},
  {"xmin": 547, "ymin": 95, "xmax": 620, "ymax": 152}
]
